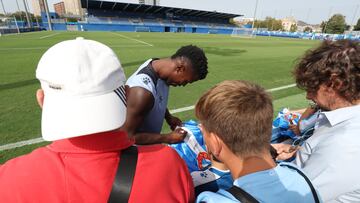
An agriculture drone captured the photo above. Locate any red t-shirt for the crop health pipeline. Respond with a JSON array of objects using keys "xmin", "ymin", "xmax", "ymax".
[{"xmin": 0, "ymin": 131, "xmax": 194, "ymax": 202}]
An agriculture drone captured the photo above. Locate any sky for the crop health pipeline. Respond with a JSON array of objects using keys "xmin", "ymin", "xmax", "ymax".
[{"xmin": 2, "ymin": 0, "xmax": 360, "ymax": 25}]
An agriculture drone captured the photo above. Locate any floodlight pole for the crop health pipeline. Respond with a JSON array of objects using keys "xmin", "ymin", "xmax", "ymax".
[
  {"xmin": 323, "ymin": 7, "xmax": 332, "ymax": 33},
  {"xmin": 351, "ymin": 5, "xmax": 359, "ymax": 28},
  {"xmin": 0, "ymin": 0, "xmax": 6, "ymax": 15},
  {"xmin": 251, "ymin": 0, "xmax": 259, "ymax": 29},
  {"xmin": 271, "ymin": 10, "xmax": 277, "ymax": 31},
  {"xmin": 15, "ymin": 0, "xmax": 24, "ymax": 23},
  {"xmin": 14, "ymin": 16, "xmax": 20, "ymax": 34},
  {"xmin": 22, "ymin": 0, "xmax": 32, "ymax": 28},
  {"xmin": 43, "ymin": 0, "xmax": 53, "ymax": 31},
  {"xmin": 25, "ymin": 0, "xmax": 33, "ymax": 25}
]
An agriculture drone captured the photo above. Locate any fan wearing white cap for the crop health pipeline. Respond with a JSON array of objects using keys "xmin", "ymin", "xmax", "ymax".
[
  {"xmin": 0, "ymin": 38, "xmax": 195, "ymax": 202},
  {"xmin": 123, "ymin": 45, "xmax": 208, "ymax": 145}
]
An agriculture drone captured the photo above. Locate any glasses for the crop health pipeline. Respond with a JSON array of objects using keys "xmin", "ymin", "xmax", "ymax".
[{"xmin": 289, "ymin": 127, "xmax": 315, "ymax": 152}]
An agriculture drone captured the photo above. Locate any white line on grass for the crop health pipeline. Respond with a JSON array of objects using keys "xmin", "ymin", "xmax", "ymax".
[
  {"xmin": 170, "ymin": 105, "xmax": 195, "ymax": 114},
  {"xmin": 0, "ymin": 47, "xmax": 50, "ymax": 50},
  {"xmin": 39, "ymin": 32, "xmax": 61, "ymax": 39},
  {"xmin": 169, "ymin": 83, "xmax": 297, "ymax": 114},
  {"xmin": 110, "ymin": 44, "xmax": 148, "ymax": 48},
  {"xmin": 111, "ymin": 32, "xmax": 154, "ymax": 47},
  {"xmin": 0, "ymin": 83, "xmax": 296, "ymax": 151},
  {"xmin": 0, "ymin": 32, "xmax": 42, "ymax": 37},
  {"xmin": 0, "ymin": 138, "xmax": 44, "ymax": 151},
  {"xmin": 268, "ymin": 83, "xmax": 297, "ymax": 92}
]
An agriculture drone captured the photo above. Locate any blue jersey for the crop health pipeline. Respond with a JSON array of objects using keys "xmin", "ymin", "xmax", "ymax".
[
  {"xmin": 170, "ymin": 120, "xmax": 233, "ymax": 196},
  {"xmin": 192, "ymin": 167, "xmax": 233, "ymax": 196},
  {"xmin": 169, "ymin": 120, "xmax": 211, "ymax": 173}
]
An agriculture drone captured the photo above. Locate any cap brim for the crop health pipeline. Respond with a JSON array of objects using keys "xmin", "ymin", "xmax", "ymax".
[{"xmin": 41, "ymin": 91, "xmax": 126, "ymax": 141}]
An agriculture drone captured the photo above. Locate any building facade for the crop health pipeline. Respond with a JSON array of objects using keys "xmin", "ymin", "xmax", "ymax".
[
  {"xmin": 31, "ymin": 0, "xmax": 45, "ymax": 16},
  {"xmin": 63, "ymin": 0, "xmax": 83, "ymax": 16},
  {"xmin": 281, "ymin": 16, "xmax": 297, "ymax": 31},
  {"xmin": 54, "ymin": 2, "xmax": 66, "ymax": 17},
  {"xmin": 139, "ymin": 0, "xmax": 160, "ymax": 6}
]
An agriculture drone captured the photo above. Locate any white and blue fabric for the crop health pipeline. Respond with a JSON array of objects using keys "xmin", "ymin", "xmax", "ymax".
[
  {"xmin": 192, "ymin": 167, "xmax": 233, "ymax": 196},
  {"xmin": 271, "ymin": 108, "xmax": 301, "ymax": 143},
  {"xmin": 169, "ymin": 120, "xmax": 211, "ymax": 173},
  {"xmin": 170, "ymin": 120, "xmax": 232, "ymax": 196}
]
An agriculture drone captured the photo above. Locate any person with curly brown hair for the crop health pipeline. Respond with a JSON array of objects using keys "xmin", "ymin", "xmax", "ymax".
[{"xmin": 273, "ymin": 39, "xmax": 360, "ymax": 202}]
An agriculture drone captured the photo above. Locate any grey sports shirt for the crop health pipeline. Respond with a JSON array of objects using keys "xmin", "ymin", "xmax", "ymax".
[{"xmin": 126, "ymin": 59, "xmax": 169, "ymax": 133}]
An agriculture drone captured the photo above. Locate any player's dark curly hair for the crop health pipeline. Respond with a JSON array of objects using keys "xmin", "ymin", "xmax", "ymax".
[
  {"xmin": 171, "ymin": 45, "xmax": 208, "ymax": 80},
  {"xmin": 294, "ymin": 39, "xmax": 360, "ymax": 102}
]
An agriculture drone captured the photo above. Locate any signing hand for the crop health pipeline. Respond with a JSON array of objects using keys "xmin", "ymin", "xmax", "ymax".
[{"xmin": 164, "ymin": 128, "xmax": 187, "ymax": 144}]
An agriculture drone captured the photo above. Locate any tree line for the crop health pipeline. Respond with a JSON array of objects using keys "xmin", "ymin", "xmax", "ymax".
[
  {"xmin": 0, "ymin": 11, "xmax": 41, "ymax": 24},
  {"xmin": 247, "ymin": 14, "xmax": 360, "ymax": 34}
]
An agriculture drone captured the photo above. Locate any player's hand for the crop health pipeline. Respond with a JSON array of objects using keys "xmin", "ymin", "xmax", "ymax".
[
  {"xmin": 289, "ymin": 124, "xmax": 301, "ymax": 135},
  {"xmin": 271, "ymin": 143, "xmax": 298, "ymax": 161},
  {"xmin": 164, "ymin": 128, "xmax": 187, "ymax": 144},
  {"xmin": 165, "ymin": 115, "xmax": 183, "ymax": 131}
]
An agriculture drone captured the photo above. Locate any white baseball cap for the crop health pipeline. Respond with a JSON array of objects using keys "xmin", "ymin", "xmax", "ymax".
[{"xmin": 36, "ymin": 37, "xmax": 127, "ymax": 141}]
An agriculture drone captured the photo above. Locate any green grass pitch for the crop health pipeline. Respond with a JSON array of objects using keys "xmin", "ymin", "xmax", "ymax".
[{"xmin": 0, "ymin": 31, "xmax": 319, "ymax": 163}]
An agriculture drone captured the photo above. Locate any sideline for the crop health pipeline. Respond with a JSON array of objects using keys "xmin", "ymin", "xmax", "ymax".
[
  {"xmin": 111, "ymin": 32, "xmax": 154, "ymax": 47},
  {"xmin": 0, "ymin": 83, "xmax": 296, "ymax": 151},
  {"xmin": 39, "ymin": 32, "xmax": 61, "ymax": 39}
]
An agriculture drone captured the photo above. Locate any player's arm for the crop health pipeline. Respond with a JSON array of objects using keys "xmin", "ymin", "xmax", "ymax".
[{"xmin": 120, "ymin": 86, "xmax": 186, "ymax": 145}]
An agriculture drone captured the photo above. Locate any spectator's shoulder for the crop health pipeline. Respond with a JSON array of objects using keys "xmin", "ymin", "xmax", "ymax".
[
  {"xmin": 1, "ymin": 146, "xmax": 51, "ymax": 171},
  {"xmin": 137, "ymin": 144, "xmax": 182, "ymax": 161},
  {"xmin": 0, "ymin": 146, "xmax": 54, "ymax": 190},
  {"xmin": 136, "ymin": 144, "xmax": 190, "ymax": 173}
]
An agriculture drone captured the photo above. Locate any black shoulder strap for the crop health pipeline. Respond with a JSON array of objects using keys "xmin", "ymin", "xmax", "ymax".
[
  {"xmin": 108, "ymin": 146, "xmax": 138, "ymax": 203},
  {"xmin": 280, "ymin": 164, "xmax": 320, "ymax": 203},
  {"xmin": 227, "ymin": 186, "xmax": 260, "ymax": 203},
  {"xmin": 227, "ymin": 164, "xmax": 320, "ymax": 203}
]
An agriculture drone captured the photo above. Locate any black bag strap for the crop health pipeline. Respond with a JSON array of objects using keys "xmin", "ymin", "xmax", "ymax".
[
  {"xmin": 227, "ymin": 164, "xmax": 320, "ymax": 203},
  {"xmin": 227, "ymin": 186, "xmax": 260, "ymax": 203},
  {"xmin": 280, "ymin": 164, "xmax": 320, "ymax": 203},
  {"xmin": 108, "ymin": 146, "xmax": 138, "ymax": 203}
]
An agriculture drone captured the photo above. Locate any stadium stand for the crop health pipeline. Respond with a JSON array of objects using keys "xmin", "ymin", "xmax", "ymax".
[
  {"xmin": 38, "ymin": 0, "xmax": 360, "ymax": 41},
  {"xmin": 41, "ymin": 0, "xmax": 242, "ymax": 34}
]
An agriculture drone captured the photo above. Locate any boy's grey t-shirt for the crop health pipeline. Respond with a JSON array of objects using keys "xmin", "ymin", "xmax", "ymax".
[{"xmin": 126, "ymin": 59, "xmax": 169, "ymax": 133}]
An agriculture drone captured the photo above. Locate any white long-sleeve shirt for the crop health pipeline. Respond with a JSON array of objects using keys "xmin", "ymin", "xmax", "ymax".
[{"xmin": 296, "ymin": 104, "xmax": 360, "ymax": 202}]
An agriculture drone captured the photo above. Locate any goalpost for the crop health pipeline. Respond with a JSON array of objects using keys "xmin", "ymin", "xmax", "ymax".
[
  {"xmin": 135, "ymin": 26, "xmax": 151, "ymax": 32},
  {"xmin": 0, "ymin": 17, "xmax": 21, "ymax": 36},
  {"xmin": 231, "ymin": 28, "xmax": 256, "ymax": 38}
]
